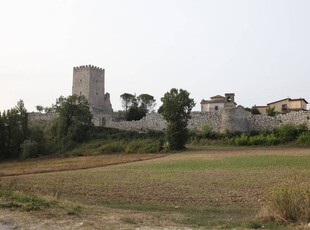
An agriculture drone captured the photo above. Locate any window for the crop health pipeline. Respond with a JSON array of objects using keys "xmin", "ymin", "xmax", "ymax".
[
  {"xmin": 282, "ymin": 104, "xmax": 288, "ymax": 111},
  {"xmin": 215, "ymin": 106, "xmax": 218, "ymax": 110}
]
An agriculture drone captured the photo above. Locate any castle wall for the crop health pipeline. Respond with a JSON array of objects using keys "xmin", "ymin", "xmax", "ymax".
[
  {"xmin": 28, "ymin": 108, "xmax": 310, "ymax": 134},
  {"xmin": 104, "ymin": 108, "xmax": 310, "ymax": 133},
  {"xmin": 28, "ymin": 112, "xmax": 57, "ymax": 122}
]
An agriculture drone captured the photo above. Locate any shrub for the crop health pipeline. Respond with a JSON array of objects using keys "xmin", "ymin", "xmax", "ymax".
[
  {"xmin": 260, "ymin": 186, "xmax": 310, "ymax": 224},
  {"xmin": 249, "ymin": 134, "xmax": 267, "ymax": 145},
  {"xmin": 265, "ymin": 134, "xmax": 279, "ymax": 145},
  {"xmin": 125, "ymin": 139, "xmax": 162, "ymax": 154},
  {"xmin": 100, "ymin": 141, "xmax": 125, "ymax": 154},
  {"xmin": 296, "ymin": 132, "xmax": 310, "ymax": 145},
  {"xmin": 275, "ymin": 123, "xmax": 308, "ymax": 143},
  {"xmin": 20, "ymin": 140, "xmax": 39, "ymax": 159},
  {"xmin": 234, "ymin": 134, "xmax": 249, "ymax": 146}
]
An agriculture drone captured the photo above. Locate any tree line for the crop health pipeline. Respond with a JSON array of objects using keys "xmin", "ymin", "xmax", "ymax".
[
  {"xmin": 0, "ymin": 88, "xmax": 195, "ymax": 160},
  {"xmin": 0, "ymin": 95, "xmax": 92, "ymax": 160}
]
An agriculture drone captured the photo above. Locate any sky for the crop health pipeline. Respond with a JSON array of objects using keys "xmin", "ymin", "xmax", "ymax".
[{"xmin": 1, "ymin": 0, "xmax": 310, "ymax": 112}]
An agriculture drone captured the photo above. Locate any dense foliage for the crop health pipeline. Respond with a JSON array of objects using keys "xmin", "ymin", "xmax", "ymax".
[
  {"xmin": 51, "ymin": 95, "xmax": 92, "ymax": 140},
  {"xmin": 120, "ymin": 93, "xmax": 156, "ymax": 121},
  {"xmin": 0, "ymin": 100, "xmax": 29, "ymax": 159},
  {"xmin": 160, "ymin": 88, "xmax": 195, "ymax": 150},
  {"xmin": 190, "ymin": 123, "xmax": 310, "ymax": 146}
]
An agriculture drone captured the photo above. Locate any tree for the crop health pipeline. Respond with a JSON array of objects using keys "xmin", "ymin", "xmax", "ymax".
[
  {"xmin": 36, "ymin": 105, "xmax": 44, "ymax": 112},
  {"xmin": 120, "ymin": 93, "xmax": 156, "ymax": 121},
  {"xmin": 52, "ymin": 95, "xmax": 92, "ymax": 141},
  {"xmin": 266, "ymin": 106, "xmax": 277, "ymax": 117},
  {"xmin": 160, "ymin": 88, "xmax": 195, "ymax": 150},
  {"xmin": 251, "ymin": 106, "xmax": 261, "ymax": 115},
  {"xmin": 0, "ymin": 100, "xmax": 29, "ymax": 159},
  {"xmin": 120, "ymin": 93, "xmax": 136, "ymax": 114},
  {"xmin": 126, "ymin": 105, "xmax": 146, "ymax": 121},
  {"xmin": 15, "ymin": 100, "xmax": 28, "ymax": 140},
  {"xmin": 137, "ymin": 94, "xmax": 156, "ymax": 112}
]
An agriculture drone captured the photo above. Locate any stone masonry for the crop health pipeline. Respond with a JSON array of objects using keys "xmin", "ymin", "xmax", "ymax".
[
  {"xmin": 72, "ymin": 65, "xmax": 113, "ymax": 126},
  {"xmin": 105, "ymin": 107, "xmax": 310, "ymax": 133},
  {"xmin": 28, "ymin": 106, "xmax": 310, "ymax": 133}
]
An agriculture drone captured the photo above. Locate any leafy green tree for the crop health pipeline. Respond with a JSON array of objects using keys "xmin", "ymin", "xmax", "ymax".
[
  {"xmin": 36, "ymin": 105, "xmax": 44, "ymax": 112},
  {"xmin": 0, "ymin": 100, "xmax": 29, "ymax": 159},
  {"xmin": 120, "ymin": 93, "xmax": 136, "ymax": 114},
  {"xmin": 137, "ymin": 94, "xmax": 156, "ymax": 112},
  {"xmin": 160, "ymin": 88, "xmax": 195, "ymax": 150},
  {"xmin": 15, "ymin": 100, "xmax": 28, "ymax": 140},
  {"xmin": 251, "ymin": 106, "xmax": 261, "ymax": 115},
  {"xmin": 120, "ymin": 93, "xmax": 156, "ymax": 121},
  {"xmin": 0, "ymin": 113, "xmax": 5, "ymax": 158},
  {"xmin": 52, "ymin": 95, "xmax": 92, "ymax": 141},
  {"xmin": 266, "ymin": 106, "xmax": 277, "ymax": 117},
  {"xmin": 127, "ymin": 106, "xmax": 146, "ymax": 121}
]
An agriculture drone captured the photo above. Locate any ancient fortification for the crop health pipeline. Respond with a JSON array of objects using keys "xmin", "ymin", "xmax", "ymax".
[
  {"xmin": 28, "ymin": 64, "xmax": 310, "ymax": 133},
  {"xmin": 104, "ymin": 107, "xmax": 310, "ymax": 133},
  {"xmin": 72, "ymin": 65, "xmax": 113, "ymax": 126}
]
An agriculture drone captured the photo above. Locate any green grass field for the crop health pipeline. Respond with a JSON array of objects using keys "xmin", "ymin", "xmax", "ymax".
[{"xmin": 1, "ymin": 147, "xmax": 310, "ymax": 229}]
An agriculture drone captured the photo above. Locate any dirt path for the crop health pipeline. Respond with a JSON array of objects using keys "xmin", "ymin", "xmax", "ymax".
[{"xmin": 0, "ymin": 206, "xmax": 191, "ymax": 230}]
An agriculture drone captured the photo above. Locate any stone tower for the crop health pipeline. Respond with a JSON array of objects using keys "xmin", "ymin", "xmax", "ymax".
[
  {"xmin": 72, "ymin": 65, "xmax": 113, "ymax": 125},
  {"xmin": 224, "ymin": 93, "xmax": 236, "ymax": 108}
]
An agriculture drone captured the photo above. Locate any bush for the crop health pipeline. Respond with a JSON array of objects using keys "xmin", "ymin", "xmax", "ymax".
[
  {"xmin": 20, "ymin": 140, "xmax": 39, "ymax": 159},
  {"xmin": 234, "ymin": 134, "xmax": 249, "ymax": 146},
  {"xmin": 233, "ymin": 133, "xmax": 279, "ymax": 146},
  {"xmin": 125, "ymin": 139, "xmax": 162, "ymax": 154},
  {"xmin": 296, "ymin": 132, "xmax": 310, "ymax": 145},
  {"xmin": 265, "ymin": 134, "xmax": 279, "ymax": 145},
  {"xmin": 260, "ymin": 186, "xmax": 310, "ymax": 224},
  {"xmin": 100, "ymin": 141, "xmax": 125, "ymax": 154},
  {"xmin": 249, "ymin": 134, "xmax": 267, "ymax": 145},
  {"xmin": 274, "ymin": 123, "xmax": 308, "ymax": 143}
]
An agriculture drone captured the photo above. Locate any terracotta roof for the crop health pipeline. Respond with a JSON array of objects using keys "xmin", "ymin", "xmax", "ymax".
[
  {"xmin": 200, "ymin": 99, "xmax": 225, "ymax": 104},
  {"xmin": 210, "ymin": 95, "xmax": 225, "ymax": 99}
]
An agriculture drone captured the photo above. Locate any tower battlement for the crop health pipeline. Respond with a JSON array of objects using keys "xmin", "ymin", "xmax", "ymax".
[{"xmin": 73, "ymin": 65, "xmax": 104, "ymax": 72}]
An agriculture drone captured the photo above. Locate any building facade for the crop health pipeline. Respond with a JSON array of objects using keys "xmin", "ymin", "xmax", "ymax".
[
  {"xmin": 201, "ymin": 93, "xmax": 236, "ymax": 112},
  {"xmin": 254, "ymin": 98, "xmax": 308, "ymax": 114},
  {"xmin": 267, "ymin": 98, "xmax": 308, "ymax": 113}
]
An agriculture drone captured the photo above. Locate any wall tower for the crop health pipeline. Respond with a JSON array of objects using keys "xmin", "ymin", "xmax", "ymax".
[
  {"xmin": 72, "ymin": 65, "xmax": 107, "ymax": 109},
  {"xmin": 72, "ymin": 65, "xmax": 113, "ymax": 125}
]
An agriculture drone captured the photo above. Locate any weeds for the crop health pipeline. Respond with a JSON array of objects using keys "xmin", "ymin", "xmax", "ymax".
[
  {"xmin": 259, "ymin": 186, "xmax": 310, "ymax": 224},
  {"xmin": 0, "ymin": 188, "xmax": 57, "ymax": 212}
]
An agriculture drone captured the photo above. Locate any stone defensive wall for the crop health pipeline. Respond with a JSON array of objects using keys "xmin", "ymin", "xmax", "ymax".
[
  {"xmin": 105, "ymin": 106, "xmax": 310, "ymax": 133},
  {"xmin": 28, "ymin": 107, "xmax": 310, "ymax": 133},
  {"xmin": 28, "ymin": 112, "xmax": 57, "ymax": 122}
]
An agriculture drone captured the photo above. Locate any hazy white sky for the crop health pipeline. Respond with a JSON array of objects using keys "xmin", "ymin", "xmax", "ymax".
[{"xmin": 1, "ymin": 0, "xmax": 310, "ymax": 112}]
